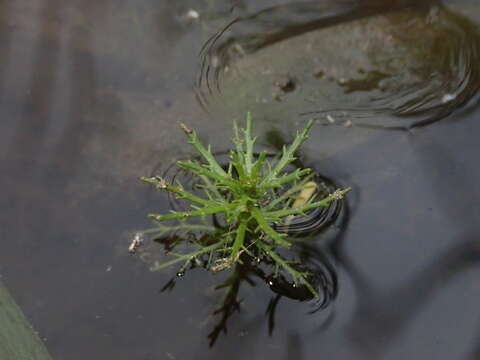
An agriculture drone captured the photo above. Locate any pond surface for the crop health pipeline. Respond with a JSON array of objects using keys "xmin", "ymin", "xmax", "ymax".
[{"xmin": 1, "ymin": 0, "xmax": 480, "ymax": 359}]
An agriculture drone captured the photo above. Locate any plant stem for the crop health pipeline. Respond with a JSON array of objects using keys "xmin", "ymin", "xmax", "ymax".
[
  {"xmin": 265, "ymin": 119, "xmax": 313, "ymax": 182},
  {"xmin": 260, "ymin": 168, "xmax": 311, "ymax": 190},
  {"xmin": 140, "ymin": 177, "xmax": 212, "ymax": 206},
  {"xmin": 142, "ymin": 223, "xmax": 217, "ymax": 235},
  {"xmin": 250, "ymin": 207, "xmax": 291, "ymax": 248},
  {"xmin": 256, "ymin": 242, "xmax": 319, "ymax": 298},
  {"xmin": 266, "ymin": 187, "xmax": 351, "ymax": 219},
  {"xmin": 181, "ymin": 126, "xmax": 229, "ymax": 178},
  {"xmin": 264, "ymin": 173, "xmax": 315, "ymax": 210},
  {"xmin": 150, "ymin": 239, "xmax": 228, "ymax": 271},
  {"xmin": 149, "ymin": 202, "xmax": 237, "ymax": 221},
  {"xmin": 230, "ymin": 220, "xmax": 247, "ymax": 261},
  {"xmin": 244, "ymin": 112, "xmax": 254, "ymax": 176}
]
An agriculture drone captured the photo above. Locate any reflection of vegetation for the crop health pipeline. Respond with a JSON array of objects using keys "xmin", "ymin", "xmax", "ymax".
[
  {"xmin": 140, "ymin": 113, "xmax": 350, "ymax": 297},
  {"xmin": 158, "ymin": 239, "xmax": 338, "ymax": 347}
]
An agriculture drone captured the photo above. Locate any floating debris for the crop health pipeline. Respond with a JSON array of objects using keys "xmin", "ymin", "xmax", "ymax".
[
  {"xmin": 292, "ymin": 181, "xmax": 318, "ymax": 208},
  {"xmin": 128, "ymin": 233, "xmax": 144, "ymax": 254},
  {"xmin": 442, "ymin": 93, "xmax": 456, "ymax": 103},
  {"xmin": 179, "ymin": 123, "xmax": 193, "ymax": 135},
  {"xmin": 185, "ymin": 9, "xmax": 200, "ymax": 21},
  {"xmin": 313, "ymin": 68, "xmax": 325, "ymax": 78}
]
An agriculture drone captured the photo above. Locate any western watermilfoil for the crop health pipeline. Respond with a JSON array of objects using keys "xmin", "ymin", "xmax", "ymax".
[{"xmin": 140, "ymin": 113, "xmax": 350, "ymax": 297}]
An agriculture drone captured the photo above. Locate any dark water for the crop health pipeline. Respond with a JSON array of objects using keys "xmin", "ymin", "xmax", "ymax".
[{"xmin": 1, "ymin": 1, "xmax": 480, "ymax": 359}]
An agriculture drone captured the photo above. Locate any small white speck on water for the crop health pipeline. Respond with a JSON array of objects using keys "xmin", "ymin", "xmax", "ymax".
[
  {"xmin": 185, "ymin": 9, "xmax": 200, "ymax": 20},
  {"xmin": 106, "ymin": 266, "xmax": 112, "ymax": 272},
  {"xmin": 442, "ymin": 93, "xmax": 456, "ymax": 103},
  {"xmin": 129, "ymin": 232, "xmax": 144, "ymax": 253}
]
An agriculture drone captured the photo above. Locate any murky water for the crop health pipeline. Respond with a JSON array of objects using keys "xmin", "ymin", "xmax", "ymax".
[
  {"xmin": 198, "ymin": 0, "xmax": 480, "ymax": 129},
  {"xmin": 1, "ymin": 1, "xmax": 480, "ymax": 359}
]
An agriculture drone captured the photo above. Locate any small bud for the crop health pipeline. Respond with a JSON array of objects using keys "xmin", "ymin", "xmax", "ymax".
[
  {"xmin": 155, "ymin": 177, "xmax": 168, "ymax": 189},
  {"xmin": 329, "ymin": 189, "xmax": 345, "ymax": 200},
  {"xmin": 180, "ymin": 123, "xmax": 193, "ymax": 134}
]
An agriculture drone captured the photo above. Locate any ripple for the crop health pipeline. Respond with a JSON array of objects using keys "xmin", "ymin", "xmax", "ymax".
[
  {"xmin": 273, "ymin": 174, "xmax": 344, "ymax": 236},
  {"xmin": 196, "ymin": 1, "xmax": 480, "ymax": 129}
]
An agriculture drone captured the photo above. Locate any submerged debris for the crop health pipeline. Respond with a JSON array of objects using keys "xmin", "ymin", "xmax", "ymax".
[{"xmin": 274, "ymin": 75, "xmax": 296, "ymax": 93}]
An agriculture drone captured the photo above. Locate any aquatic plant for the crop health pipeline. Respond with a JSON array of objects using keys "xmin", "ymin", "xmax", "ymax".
[{"xmin": 140, "ymin": 113, "xmax": 350, "ymax": 297}]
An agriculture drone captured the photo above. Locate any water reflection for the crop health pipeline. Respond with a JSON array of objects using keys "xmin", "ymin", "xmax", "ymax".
[
  {"xmin": 3, "ymin": 1, "xmax": 97, "ymax": 168},
  {"xmin": 150, "ymin": 237, "xmax": 338, "ymax": 347},
  {"xmin": 471, "ymin": 330, "xmax": 480, "ymax": 360},
  {"xmin": 197, "ymin": 0, "xmax": 480, "ymax": 129},
  {"xmin": 0, "ymin": 1, "xmax": 205, "ymax": 359},
  {"xmin": 286, "ymin": 332, "xmax": 304, "ymax": 360},
  {"xmin": 335, "ymin": 136, "xmax": 480, "ymax": 359},
  {"xmin": 341, "ymin": 238, "xmax": 480, "ymax": 359}
]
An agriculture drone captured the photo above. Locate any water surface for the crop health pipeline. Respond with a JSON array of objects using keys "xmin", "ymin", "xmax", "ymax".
[{"xmin": 1, "ymin": 1, "xmax": 480, "ymax": 359}]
